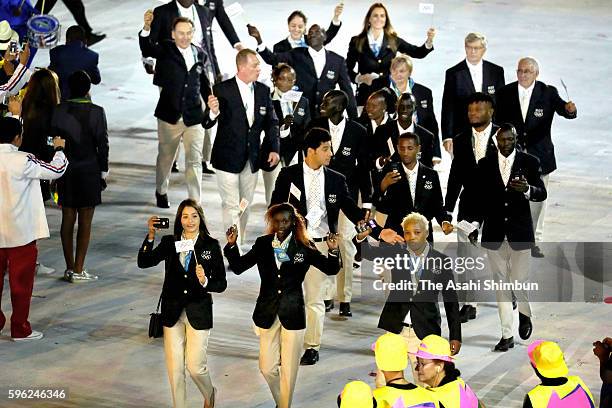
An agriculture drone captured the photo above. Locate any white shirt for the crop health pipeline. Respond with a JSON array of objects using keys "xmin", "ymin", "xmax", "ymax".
[
  {"xmin": 403, "ymin": 242, "xmax": 430, "ymax": 324},
  {"xmin": 307, "ymin": 46, "xmax": 327, "ymax": 79},
  {"xmin": 519, "ymin": 82, "xmax": 535, "ymax": 121},
  {"xmin": 272, "ymin": 88, "xmax": 292, "ymax": 138},
  {"xmin": 178, "ymin": 45, "xmax": 196, "ymax": 71},
  {"xmin": 367, "ymin": 29, "xmax": 384, "ymax": 52},
  {"xmin": 0, "ymin": 145, "xmax": 68, "ymax": 247},
  {"xmin": 236, "ymin": 76, "xmax": 255, "ymax": 125},
  {"xmin": 397, "ymin": 121, "xmax": 415, "ymax": 135},
  {"xmin": 402, "ymin": 162, "xmax": 419, "ymax": 201},
  {"xmin": 466, "ymin": 58, "xmax": 483, "ymax": 93},
  {"xmin": 328, "ymin": 118, "xmax": 346, "ymax": 155},
  {"xmin": 472, "ymin": 122, "xmax": 493, "ymax": 162},
  {"xmin": 303, "ymin": 162, "xmax": 329, "ymax": 237},
  {"xmin": 176, "ymin": 0, "xmax": 203, "ymax": 47},
  {"xmin": 288, "ymin": 35, "xmax": 307, "ymax": 48},
  {"xmin": 498, "ymin": 150, "xmax": 516, "ymax": 186},
  {"xmin": 371, "ymin": 113, "xmax": 389, "ymax": 134}
]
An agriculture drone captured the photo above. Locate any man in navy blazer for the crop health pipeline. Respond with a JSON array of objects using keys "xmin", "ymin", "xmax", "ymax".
[
  {"xmin": 207, "ymin": 49, "xmax": 280, "ymax": 244},
  {"xmin": 249, "ymin": 23, "xmax": 358, "ymax": 120},
  {"xmin": 49, "ymin": 25, "xmax": 100, "ymax": 100},
  {"xmin": 495, "ymin": 57, "xmax": 577, "ymax": 257},
  {"xmin": 441, "ymin": 32, "xmax": 505, "ymax": 154}
]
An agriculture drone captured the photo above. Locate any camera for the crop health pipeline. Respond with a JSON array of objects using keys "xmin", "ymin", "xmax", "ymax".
[
  {"xmin": 355, "ymin": 219, "xmax": 377, "ymax": 234},
  {"xmin": 153, "ymin": 217, "xmax": 170, "ymax": 229}
]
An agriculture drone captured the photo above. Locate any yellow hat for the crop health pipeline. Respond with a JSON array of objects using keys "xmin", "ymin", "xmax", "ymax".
[
  {"xmin": 339, "ymin": 381, "xmax": 374, "ymax": 408},
  {"xmin": 372, "ymin": 333, "xmax": 408, "ymax": 371},
  {"xmin": 411, "ymin": 334, "xmax": 454, "ymax": 363},
  {"xmin": 528, "ymin": 340, "xmax": 569, "ymax": 378}
]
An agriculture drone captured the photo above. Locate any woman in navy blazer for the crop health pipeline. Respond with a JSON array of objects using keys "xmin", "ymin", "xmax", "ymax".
[
  {"xmin": 223, "ymin": 203, "xmax": 340, "ymax": 408},
  {"xmin": 138, "ymin": 199, "xmax": 226, "ymax": 408},
  {"xmin": 347, "ymin": 2, "xmax": 435, "ymax": 107}
]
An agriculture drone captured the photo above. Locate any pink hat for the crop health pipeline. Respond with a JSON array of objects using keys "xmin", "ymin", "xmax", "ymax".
[{"xmin": 410, "ymin": 335, "xmax": 454, "ymax": 363}]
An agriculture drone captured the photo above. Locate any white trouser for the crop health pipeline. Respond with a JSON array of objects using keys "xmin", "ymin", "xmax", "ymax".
[
  {"xmin": 215, "ymin": 163, "xmax": 258, "ymax": 243},
  {"xmin": 457, "ymin": 225, "xmax": 482, "ymax": 307},
  {"xmin": 303, "ymin": 240, "xmax": 329, "ymax": 350},
  {"xmin": 262, "ymin": 164, "xmax": 282, "ymax": 206},
  {"xmin": 259, "ymin": 317, "xmax": 305, "ymax": 408},
  {"xmin": 529, "ymin": 174, "xmax": 549, "ymax": 243},
  {"xmin": 323, "ymin": 210, "xmax": 357, "ymax": 303},
  {"xmin": 487, "ymin": 241, "xmax": 532, "ymax": 339},
  {"xmin": 375, "ymin": 327, "xmax": 423, "ymax": 387},
  {"xmin": 163, "ymin": 310, "xmax": 214, "ymax": 408},
  {"xmin": 156, "ymin": 118, "xmax": 204, "ymax": 202},
  {"xmin": 201, "ymin": 125, "xmax": 216, "ymax": 162}
]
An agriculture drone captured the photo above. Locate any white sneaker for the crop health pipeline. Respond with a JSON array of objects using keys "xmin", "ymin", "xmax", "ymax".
[
  {"xmin": 12, "ymin": 330, "xmax": 44, "ymax": 341},
  {"xmin": 69, "ymin": 269, "xmax": 98, "ymax": 283},
  {"xmin": 36, "ymin": 263, "xmax": 55, "ymax": 275}
]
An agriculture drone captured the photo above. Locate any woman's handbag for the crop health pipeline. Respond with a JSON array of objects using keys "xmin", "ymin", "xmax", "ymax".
[{"xmin": 148, "ymin": 294, "xmax": 163, "ymax": 338}]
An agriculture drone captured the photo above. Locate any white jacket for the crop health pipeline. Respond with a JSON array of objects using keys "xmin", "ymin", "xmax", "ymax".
[{"xmin": 0, "ymin": 144, "xmax": 68, "ymax": 248}]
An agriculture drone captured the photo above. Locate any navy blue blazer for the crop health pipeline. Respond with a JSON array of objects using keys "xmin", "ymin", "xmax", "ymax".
[{"xmin": 49, "ymin": 41, "xmax": 101, "ymax": 100}]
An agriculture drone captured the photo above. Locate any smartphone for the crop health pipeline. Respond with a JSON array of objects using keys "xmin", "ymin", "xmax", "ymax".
[
  {"xmin": 153, "ymin": 217, "xmax": 170, "ymax": 229},
  {"xmin": 355, "ymin": 219, "xmax": 377, "ymax": 233},
  {"xmin": 46, "ymin": 136, "xmax": 54, "ymax": 147},
  {"xmin": 9, "ymin": 41, "xmax": 18, "ymax": 54}
]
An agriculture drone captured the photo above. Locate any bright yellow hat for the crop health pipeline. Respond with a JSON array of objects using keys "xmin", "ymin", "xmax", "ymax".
[
  {"xmin": 411, "ymin": 334, "xmax": 454, "ymax": 363},
  {"xmin": 373, "ymin": 333, "xmax": 408, "ymax": 371},
  {"xmin": 340, "ymin": 381, "xmax": 374, "ymax": 408},
  {"xmin": 528, "ymin": 340, "xmax": 569, "ymax": 378}
]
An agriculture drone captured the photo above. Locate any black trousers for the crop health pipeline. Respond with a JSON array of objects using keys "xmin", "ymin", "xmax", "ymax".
[{"xmin": 35, "ymin": 0, "xmax": 92, "ymax": 33}]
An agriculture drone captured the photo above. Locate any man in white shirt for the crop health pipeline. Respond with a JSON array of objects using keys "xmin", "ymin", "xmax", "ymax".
[
  {"xmin": 140, "ymin": 12, "xmax": 212, "ymax": 208},
  {"xmin": 0, "ymin": 117, "xmax": 68, "ymax": 341},
  {"xmin": 441, "ymin": 32, "xmax": 505, "ymax": 155}
]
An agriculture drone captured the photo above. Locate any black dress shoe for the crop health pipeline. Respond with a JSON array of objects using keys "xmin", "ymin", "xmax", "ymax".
[
  {"xmin": 494, "ymin": 337, "xmax": 514, "ymax": 352},
  {"xmin": 171, "ymin": 161, "xmax": 179, "ymax": 173},
  {"xmin": 531, "ymin": 245, "xmax": 545, "ymax": 258},
  {"xmin": 324, "ymin": 300, "xmax": 334, "ymax": 312},
  {"xmin": 459, "ymin": 305, "xmax": 476, "ymax": 323},
  {"xmin": 339, "ymin": 302, "xmax": 352, "ymax": 317},
  {"xmin": 300, "ymin": 348, "xmax": 319, "ymax": 365},
  {"xmin": 202, "ymin": 162, "xmax": 215, "ymax": 174},
  {"xmin": 519, "ymin": 312, "xmax": 533, "ymax": 340},
  {"xmin": 155, "ymin": 191, "xmax": 170, "ymax": 208},
  {"xmin": 86, "ymin": 32, "xmax": 106, "ymax": 46}
]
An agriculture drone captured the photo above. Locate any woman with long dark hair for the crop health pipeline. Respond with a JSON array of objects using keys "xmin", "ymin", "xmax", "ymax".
[
  {"xmin": 138, "ymin": 199, "xmax": 227, "ymax": 408},
  {"xmin": 347, "ymin": 3, "xmax": 435, "ymax": 107},
  {"xmin": 223, "ymin": 202, "xmax": 340, "ymax": 408}
]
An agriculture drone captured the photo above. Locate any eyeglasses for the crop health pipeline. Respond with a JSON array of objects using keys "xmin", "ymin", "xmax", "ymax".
[
  {"xmin": 516, "ymin": 69, "xmax": 535, "ymax": 74},
  {"xmin": 465, "ymin": 46, "xmax": 484, "ymax": 52}
]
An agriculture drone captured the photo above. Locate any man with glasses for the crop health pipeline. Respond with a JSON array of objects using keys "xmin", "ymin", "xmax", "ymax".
[
  {"xmin": 441, "ymin": 32, "xmax": 505, "ymax": 155},
  {"xmin": 495, "ymin": 57, "xmax": 577, "ymax": 258}
]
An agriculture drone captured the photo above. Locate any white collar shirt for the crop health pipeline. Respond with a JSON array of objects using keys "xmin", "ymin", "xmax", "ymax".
[
  {"xmin": 371, "ymin": 113, "xmax": 389, "ymax": 134},
  {"xmin": 328, "ymin": 117, "xmax": 346, "ymax": 155},
  {"xmin": 307, "ymin": 46, "xmax": 327, "ymax": 78},
  {"xmin": 302, "ymin": 163, "xmax": 329, "ymax": 237},
  {"xmin": 466, "ymin": 58, "xmax": 483, "ymax": 93},
  {"xmin": 236, "ymin": 76, "xmax": 255, "ymax": 126},
  {"xmin": 177, "ymin": 44, "xmax": 196, "ymax": 71},
  {"xmin": 402, "ymin": 162, "xmax": 419, "ymax": 201},
  {"xmin": 498, "ymin": 149, "xmax": 516, "ymax": 186},
  {"xmin": 472, "ymin": 122, "xmax": 493, "ymax": 162},
  {"xmin": 519, "ymin": 82, "xmax": 535, "ymax": 121}
]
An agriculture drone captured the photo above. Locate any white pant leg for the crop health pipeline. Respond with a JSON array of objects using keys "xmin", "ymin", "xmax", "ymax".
[
  {"xmin": 303, "ymin": 240, "xmax": 329, "ymax": 350},
  {"xmin": 215, "ymin": 169, "xmax": 242, "ymax": 235},
  {"xmin": 529, "ymin": 174, "xmax": 549, "ymax": 242},
  {"xmin": 457, "ymin": 226, "xmax": 482, "ymax": 307},
  {"xmin": 238, "ymin": 163, "xmax": 259, "ymax": 243},
  {"xmin": 163, "ymin": 310, "xmax": 188, "ymax": 408},
  {"xmin": 279, "ymin": 324, "xmax": 304, "ymax": 408},
  {"xmin": 262, "ymin": 164, "xmax": 282, "ymax": 207},
  {"xmin": 259, "ymin": 317, "xmax": 282, "ymax": 407},
  {"xmin": 181, "ymin": 124, "xmax": 204, "ymax": 203},
  {"xmin": 201, "ymin": 126, "xmax": 215, "ymax": 162},
  {"xmin": 336, "ymin": 210, "xmax": 357, "ymax": 303},
  {"xmin": 184, "ymin": 314, "xmax": 214, "ymax": 405},
  {"xmin": 488, "ymin": 243, "xmax": 514, "ymax": 339},
  {"xmin": 509, "ymin": 247, "xmax": 532, "ymax": 317},
  {"xmin": 156, "ymin": 119, "xmax": 184, "ymax": 196}
]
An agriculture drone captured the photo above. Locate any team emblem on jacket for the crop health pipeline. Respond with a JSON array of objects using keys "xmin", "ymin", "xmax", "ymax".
[
  {"xmin": 420, "ymin": 100, "xmax": 428, "ymax": 108},
  {"xmin": 293, "ymin": 253, "xmax": 304, "ymax": 263},
  {"xmin": 431, "ymin": 267, "xmax": 442, "ymax": 275},
  {"xmin": 328, "ymin": 194, "xmax": 337, "ymax": 204},
  {"xmin": 424, "ymin": 180, "xmax": 433, "ymax": 190},
  {"xmin": 297, "ymin": 107, "xmax": 305, "ymax": 116},
  {"xmin": 326, "ymin": 70, "xmax": 335, "ymax": 79},
  {"xmin": 195, "ymin": 65, "xmax": 203, "ymax": 74},
  {"xmin": 534, "ymin": 108, "xmax": 544, "ymax": 117},
  {"xmin": 341, "ymin": 146, "xmax": 351, "ymax": 156},
  {"xmin": 208, "ymin": 2, "xmax": 215, "ymax": 10},
  {"xmin": 487, "ymin": 85, "xmax": 495, "ymax": 94},
  {"xmin": 201, "ymin": 250, "xmax": 212, "ymax": 260},
  {"xmin": 259, "ymin": 106, "xmax": 267, "ymax": 115}
]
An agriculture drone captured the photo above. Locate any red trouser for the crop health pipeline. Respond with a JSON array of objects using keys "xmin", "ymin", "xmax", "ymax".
[{"xmin": 0, "ymin": 241, "xmax": 37, "ymax": 338}]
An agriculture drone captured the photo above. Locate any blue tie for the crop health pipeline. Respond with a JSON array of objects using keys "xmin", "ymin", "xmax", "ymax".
[
  {"xmin": 184, "ymin": 251, "xmax": 192, "ymax": 271},
  {"xmin": 370, "ymin": 43, "xmax": 380, "ymax": 57}
]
